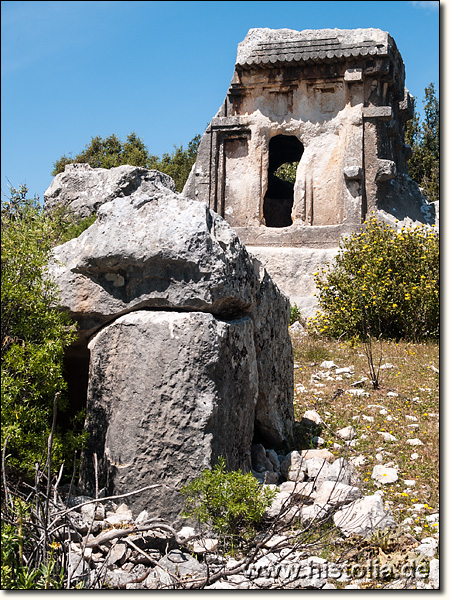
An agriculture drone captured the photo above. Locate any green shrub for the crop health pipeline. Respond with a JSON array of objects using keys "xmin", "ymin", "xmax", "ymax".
[
  {"xmin": 311, "ymin": 217, "xmax": 439, "ymax": 341},
  {"xmin": 289, "ymin": 303, "xmax": 302, "ymax": 326},
  {"xmin": 181, "ymin": 457, "xmax": 276, "ymax": 543},
  {"xmin": 1, "ymin": 186, "xmax": 90, "ymax": 476}
]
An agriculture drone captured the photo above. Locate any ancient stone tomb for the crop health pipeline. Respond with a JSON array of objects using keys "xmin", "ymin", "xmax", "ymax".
[{"xmin": 184, "ymin": 27, "xmax": 428, "ymax": 249}]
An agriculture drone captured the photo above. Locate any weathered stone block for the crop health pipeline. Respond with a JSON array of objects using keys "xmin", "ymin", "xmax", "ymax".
[{"xmin": 80, "ymin": 311, "xmax": 258, "ymax": 520}]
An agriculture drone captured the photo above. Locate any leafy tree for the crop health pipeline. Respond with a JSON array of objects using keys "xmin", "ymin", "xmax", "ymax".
[
  {"xmin": 150, "ymin": 134, "xmax": 201, "ymax": 192},
  {"xmin": 1, "ymin": 186, "xmax": 90, "ymax": 476},
  {"xmin": 52, "ymin": 132, "xmax": 156, "ymax": 175},
  {"xmin": 405, "ymin": 83, "xmax": 439, "ymax": 203},
  {"xmin": 312, "ymin": 217, "xmax": 439, "ymax": 342},
  {"xmin": 52, "ymin": 132, "xmax": 201, "ymax": 193}
]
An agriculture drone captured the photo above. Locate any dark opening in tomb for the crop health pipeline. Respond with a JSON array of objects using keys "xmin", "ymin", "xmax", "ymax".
[
  {"xmin": 63, "ymin": 344, "xmax": 90, "ymax": 422},
  {"xmin": 263, "ymin": 135, "xmax": 304, "ymax": 227}
]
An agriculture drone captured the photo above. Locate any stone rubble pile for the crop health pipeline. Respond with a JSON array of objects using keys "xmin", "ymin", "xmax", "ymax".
[{"xmin": 59, "ymin": 441, "xmax": 438, "ymax": 590}]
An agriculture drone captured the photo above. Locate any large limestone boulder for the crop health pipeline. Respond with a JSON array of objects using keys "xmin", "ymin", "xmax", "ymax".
[
  {"xmin": 47, "ymin": 166, "xmax": 294, "ymax": 518},
  {"xmin": 49, "ymin": 175, "xmax": 260, "ymax": 345},
  {"xmin": 45, "ymin": 163, "xmax": 176, "ymax": 217},
  {"xmin": 82, "ymin": 311, "xmax": 259, "ymax": 520}
]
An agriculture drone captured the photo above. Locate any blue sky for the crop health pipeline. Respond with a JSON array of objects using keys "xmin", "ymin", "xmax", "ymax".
[{"xmin": 1, "ymin": 0, "xmax": 441, "ymax": 200}]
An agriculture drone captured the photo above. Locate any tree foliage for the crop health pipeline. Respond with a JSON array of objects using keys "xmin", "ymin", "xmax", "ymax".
[
  {"xmin": 312, "ymin": 217, "xmax": 439, "ymax": 342},
  {"xmin": 405, "ymin": 83, "xmax": 439, "ymax": 203},
  {"xmin": 1, "ymin": 186, "xmax": 91, "ymax": 476},
  {"xmin": 52, "ymin": 132, "xmax": 201, "ymax": 193},
  {"xmin": 274, "ymin": 161, "xmax": 299, "ymax": 185}
]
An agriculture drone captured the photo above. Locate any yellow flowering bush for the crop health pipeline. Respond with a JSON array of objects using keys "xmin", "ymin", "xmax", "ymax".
[{"xmin": 312, "ymin": 218, "xmax": 439, "ymax": 341}]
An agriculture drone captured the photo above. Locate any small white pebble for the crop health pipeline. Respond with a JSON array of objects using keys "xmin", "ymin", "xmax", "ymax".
[
  {"xmin": 407, "ymin": 438, "xmax": 424, "ymax": 446},
  {"xmin": 403, "ymin": 480, "xmax": 416, "ymax": 487},
  {"xmin": 378, "ymin": 432, "xmax": 398, "ymax": 442},
  {"xmin": 410, "ymin": 453, "xmax": 419, "ymax": 460}
]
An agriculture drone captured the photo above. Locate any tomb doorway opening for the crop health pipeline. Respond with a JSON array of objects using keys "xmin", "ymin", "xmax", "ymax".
[{"xmin": 263, "ymin": 135, "xmax": 304, "ymax": 227}]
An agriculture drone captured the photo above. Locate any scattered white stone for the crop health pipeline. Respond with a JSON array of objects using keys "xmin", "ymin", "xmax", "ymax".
[
  {"xmin": 350, "ymin": 378, "xmax": 367, "ymax": 387},
  {"xmin": 314, "ymin": 481, "xmax": 362, "ymax": 507},
  {"xmin": 403, "ymin": 517, "xmax": 413, "ymax": 525},
  {"xmin": 177, "ymin": 526, "xmax": 196, "ymax": 541},
  {"xmin": 407, "ymin": 438, "xmax": 424, "ymax": 446},
  {"xmin": 429, "ymin": 365, "xmax": 439, "ymax": 374},
  {"xmin": 105, "ymin": 508, "xmax": 133, "ymax": 526},
  {"xmin": 320, "ymin": 360, "xmax": 338, "ymax": 369},
  {"xmin": 346, "ymin": 388, "xmax": 369, "ymax": 396},
  {"xmin": 380, "ymin": 363, "xmax": 395, "ymax": 369},
  {"xmin": 344, "ymin": 440, "xmax": 358, "ymax": 447},
  {"xmin": 192, "ymin": 538, "xmax": 219, "ymax": 554},
  {"xmin": 333, "ymin": 443, "xmax": 342, "ymax": 450},
  {"xmin": 405, "ymin": 415, "xmax": 418, "ymax": 421},
  {"xmin": 371, "ymin": 465, "xmax": 398, "ymax": 484},
  {"xmin": 334, "ymin": 495, "xmax": 395, "ymax": 537},
  {"xmin": 300, "ymin": 449, "xmax": 334, "ymax": 462},
  {"xmin": 335, "ymin": 366, "xmax": 354, "ymax": 375},
  {"xmin": 426, "ymin": 514, "xmax": 439, "ymax": 524},
  {"xmin": 205, "ymin": 582, "xmax": 238, "ymax": 589},
  {"xmin": 403, "ymin": 479, "xmax": 416, "ymax": 487},
  {"xmin": 412, "ymin": 504, "xmax": 426, "ymax": 512},
  {"xmin": 296, "ymin": 384, "xmax": 308, "ymax": 393},
  {"xmin": 312, "ymin": 436, "xmax": 325, "ymax": 446},
  {"xmin": 410, "ymin": 453, "xmax": 419, "ymax": 460},
  {"xmin": 344, "ymin": 584, "xmax": 361, "ymax": 589},
  {"xmin": 337, "ymin": 425, "xmax": 356, "ymax": 441},
  {"xmin": 362, "ymin": 415, "xmax": 374, "ymax": 422},
  {"xmin": 303, "ymin": 410, "xmax": 323, "ymax": 424},
  {"xmin": 349, "ymin": 455, "xmax": 366, "ymax": 467},
  {"xmin": 280, "ymin": 451, "xmax": 307, "ymax": 482},
  {"xmin": 279, "ymin": 481, "xmax": 315, "ymax": 500},
  {"xmin": 367, "ymin": 404, "xmax": 386, "ymax": 409},
  {"xmin": 387, "ymin": 392, "xmax": 399, "ymax": 397},
  {"xmin": 429, "ymin": 558, "xmax": 439, "ymax": 589},
  {"xmin": 375, "ymin": 453, "xmax": 384, "ymax": 462},
  {"xmin": 378, "ymin": 432, "xmax": 398, "ymax": 442},
  {"xmin": 416, "ymin": 537, "xmax": 438, "ymax": 558},
  {"xmin": 379, "ymin": 409, "xmax": 388, "ymax": 415},
  {"xmin": 406, "ymin": 423, "xmax": 420, "ymax": 428}
]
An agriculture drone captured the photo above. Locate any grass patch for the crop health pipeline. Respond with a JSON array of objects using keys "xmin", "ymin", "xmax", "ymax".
[{"xmin": 291, "ymin": 333, "xmax": 439, "ymax": 543}]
